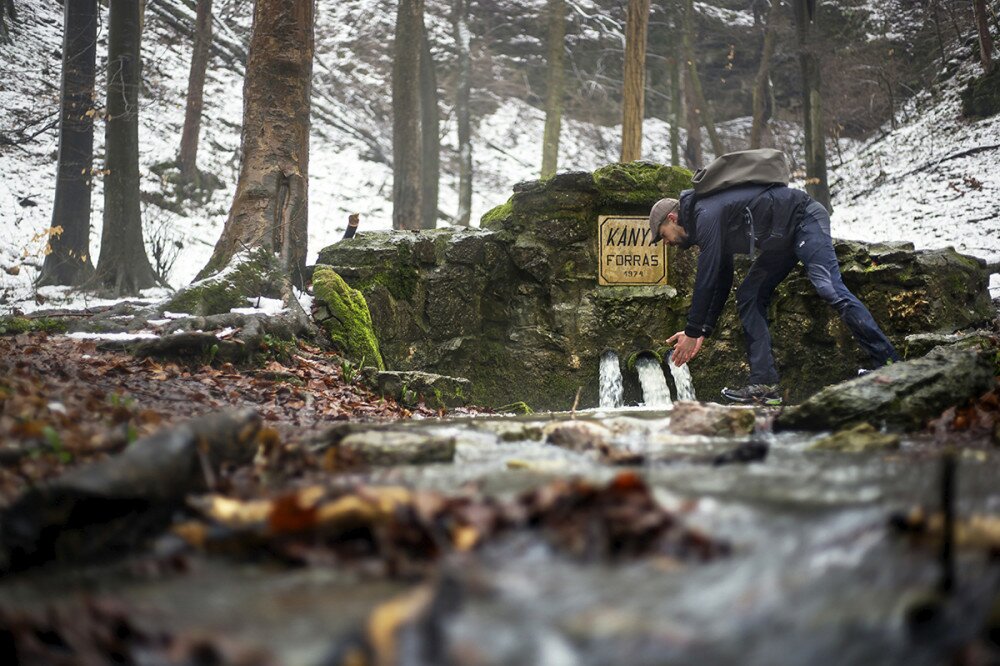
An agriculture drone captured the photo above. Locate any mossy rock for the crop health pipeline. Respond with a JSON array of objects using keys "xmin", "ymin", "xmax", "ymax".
[
  {"xmin": 165, "ymin": 248, "xmax": 283, "ymax": 317},
  {"xmin": 903, "ymin": 331, "xmax": 996, "ymax": 359},
  {"xmin": 317, "ymin": 233, "xmax": 421, "ymax": 302},
  {"xmin": 312, "ymin": 266, "xmax": 384, "ymax": 370},
  {"xmin": 363, "ymin": 369, "xmax": 472, "ymax": 409},
  {"xmin": 312, "ymin": 163, "xmax": 993, "ymax": 411},
  {"xmin": 808, "ymin": 422, "xmax": 900, "ymax": 453},
  {"xmin": 961, "ymin": 66, "xmax": 1000, "ymax": 119},
  {"xmin": 776, "ymin": 345, "xmax": 996, "ymax": 432},
  {"xmin": 0, "ymin": 316, "xmax": 68, "ymax": 335},
  {"xmin": 481, "ymin": 200, "xmax": 514, "ymax": 229},
  {"xmin": 593, "ymin": 162, "xmax": 692, "ymax": 206}
]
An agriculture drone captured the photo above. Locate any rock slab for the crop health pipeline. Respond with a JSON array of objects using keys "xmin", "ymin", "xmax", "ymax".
[
  {"xmin": 366, "ymin": 370, "xmax": 472, "ymax": 409},
  {"xmin": 776, "ymin": 345, "xmax": 997, "ymax": 432}
]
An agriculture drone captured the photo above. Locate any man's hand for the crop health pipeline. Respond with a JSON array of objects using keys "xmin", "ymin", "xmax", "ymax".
[{"xmin": 666, "ymin": 331, "xmax": 704, "ymax": 366}]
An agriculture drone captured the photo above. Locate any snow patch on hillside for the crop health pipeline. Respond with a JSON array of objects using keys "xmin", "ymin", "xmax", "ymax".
[
  {"xmin": 830, "ymin": 60, "xmax": 1000, "ymax": 297},
  {"xmin": 2, "ymin": 0, "xmax": 996, "ymax": 314}
]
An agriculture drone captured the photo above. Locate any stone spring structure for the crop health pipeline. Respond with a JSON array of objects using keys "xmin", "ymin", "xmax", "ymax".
[{"xmin": 316, "ymin": 163, "xmax": 994, "ymax": 411}]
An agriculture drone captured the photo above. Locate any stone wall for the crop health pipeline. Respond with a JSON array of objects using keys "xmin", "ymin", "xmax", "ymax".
[{"xmin": 316, "ymin": 162, "xmax": 994, "ymax": 411}]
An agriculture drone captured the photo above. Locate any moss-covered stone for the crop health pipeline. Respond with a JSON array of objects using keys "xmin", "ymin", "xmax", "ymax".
[
  {"xmin": 808, "ymin": 422, "xmax": 900, "ymax": 452},
  {"xmin": 364, "ymin": 369, "xmax": 472, "ymax": 409},
  {"xmin": 961, "ymin": 66, "xmax": 1000, "ymax": 119},
  {"xmin": 313, "ymin": 162, "xmax": 993, "ymax": 411},
  {"xmin": 318, "ymin": 233, "xmax": 421, "ymax": 302},
  {"xmin": 0, "ymin": 316, "xmax": 68, "ymax": 335},
  {"xmin": 593, "ymin": 162, "xmax": 693, "ymax": 206},
  {"xmin": 312, "ymin": 266, "xmax": 384, "ymax": 370},
  {"xmin": 481, "ymin": 200, "xmax": 514, "ymax": 228},
  {"xmin": 164, "ymin": 248, "xmax": 283, "ymax": 316},
  {"xmin": 776, "ymin": 345, "xmax": 997, "ymax": 432}
]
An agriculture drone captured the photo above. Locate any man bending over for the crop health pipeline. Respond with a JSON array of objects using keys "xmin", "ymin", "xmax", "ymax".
[{"xmin": 650, "ymin": 178, "xmax": 900, "ymax": 405}]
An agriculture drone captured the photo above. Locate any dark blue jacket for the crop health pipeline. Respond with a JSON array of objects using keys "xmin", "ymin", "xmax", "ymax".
[{"xmin": 679, "ymin": 183, "xmax": 811, "ymax": 338}]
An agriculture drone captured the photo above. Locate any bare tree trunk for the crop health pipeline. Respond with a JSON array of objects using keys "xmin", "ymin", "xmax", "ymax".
[
  {"xmin": 682, "ymin": 0, "xmax": 723, "ymax": 158},
  {"xmin": 178, "ymin": 0, "xmax": 212, "ymax": 182},
  {"xmin": 669, "ymin": 28, "xmax": 681, "ymax": 166},
  {"xmin": 973, "ymin": 0, "xmax": 995, "ymax": 74},
  {"xmin": 930, "ymin": 0, "xmax": 948, "ymax": 71},
  {"xmin": 683, "ymin": 69, "xmax": 703, "ymax": 169},
  {"xmin": 86, "ymin": 0, "xmax": 158, "ymax": 296},
  {"xmin": 620, "ymin": 0, "xmax": 650, "ymax": 162},
  {"xmin": 0, "ymin": 0, "xmax": 18, "ymax": 44},
  {"xmin": 451, "ymin": 0, "xmax": 472, "ymax": 226},
  {"xmin": 39, "ymin": 0, "xmax": 98, "ymax": 287},
  {"xmin": 420, "ymin": 25, "xmax": 439, "ymax": 230},
  {"xmin": 541, "ymin": 0, "xmax": 565, "ymax": 178},
  {"xmin": 393, "ymin": 0, "xmax": 423, "ymax": 230},
  {"xmin": 792, "ymin": 0, "xmax": 831, "ymax": 211},
  {"xmin": 942, "ymin": 0, "xmax": 965, "ymax": 47},
  {"xmin": 750, "ymin": 0, "xmax": 776, "ymax": 149},
  {"xmin": 198, "ymin": 0, "xmax": 313, "ymax": 285}
]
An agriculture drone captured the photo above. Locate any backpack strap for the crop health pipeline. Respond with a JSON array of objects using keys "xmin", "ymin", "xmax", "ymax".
[{"xmin": 735, "ymin": 184, "xmax": 778, "ymax": 261}]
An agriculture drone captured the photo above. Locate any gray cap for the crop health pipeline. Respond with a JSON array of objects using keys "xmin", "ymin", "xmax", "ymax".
[{"xmin": 648, "ymin": 197, "xmax": 679, "ymax": 243}]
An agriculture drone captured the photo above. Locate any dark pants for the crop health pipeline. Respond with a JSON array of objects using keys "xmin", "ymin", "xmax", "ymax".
[{"xmin": 735, "ymin": 201, "xmax": 901, "ymax": 385}]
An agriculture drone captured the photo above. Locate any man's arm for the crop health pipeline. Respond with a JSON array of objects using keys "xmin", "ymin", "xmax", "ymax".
[{"xmin": 683, "ymin": 216, "xmax": 724, "ymax": 338}]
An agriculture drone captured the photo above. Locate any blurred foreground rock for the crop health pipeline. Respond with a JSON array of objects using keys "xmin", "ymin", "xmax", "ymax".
[
  {"xmin": 808, "ymin": 423, "xmax": 901, "ymax": 452},
  {"xmin": 669, "ymin": 401, "xmax": 757, "ymax": 436},
  {"xmin": 0, "ymin": 410, "xmax": 261, "ymax": 573}
]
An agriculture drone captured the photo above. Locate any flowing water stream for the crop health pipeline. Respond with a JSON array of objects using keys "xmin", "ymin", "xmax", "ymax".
[
  {"xmin": 1, "ymin": 412, "xmax": 997, "ymax": 665},
  {"xmin": 598, "ymin": 350, "xmax": 624, "ymax": 409},
  {"xmin": 668, "ymin": 352, "xmax": 697, "ymax": 401},
  {"xmin": 635, "ymin": 355, "xmax": 673, "ymax": 408}
]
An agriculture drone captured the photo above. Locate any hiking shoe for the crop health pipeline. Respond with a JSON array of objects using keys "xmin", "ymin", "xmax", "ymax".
[{"xmin": 721, "ymin": 384, "xmax": 782, "ymax": 406}]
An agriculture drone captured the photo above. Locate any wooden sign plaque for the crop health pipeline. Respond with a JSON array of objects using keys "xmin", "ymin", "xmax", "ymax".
[{"xmin": 597, "ymin": 215, "xmax": 668, "ymax": 286}]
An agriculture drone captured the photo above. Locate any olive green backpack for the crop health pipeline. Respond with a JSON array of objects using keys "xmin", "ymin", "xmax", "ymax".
[
  {"xmin": 691, "ymin": 148, "xmax": 790, "ymax": 195},
  {"xmin": 684, "ymin": 149, "xmax": 792, "ymax": 260}
]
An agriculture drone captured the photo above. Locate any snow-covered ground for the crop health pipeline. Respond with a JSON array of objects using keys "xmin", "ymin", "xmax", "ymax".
[
  {"xmin": 1, "ymin": 1, "xmax": 997, "ymax": 315},
  {"xmin": 830, "ymin": 58, "xmax": 1000, "ymax": 297}
]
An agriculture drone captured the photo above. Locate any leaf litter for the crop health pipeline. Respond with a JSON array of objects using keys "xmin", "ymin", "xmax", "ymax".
[{"xmin": 0, "ymin": 331, "xmax": 732, "ymax": 665}]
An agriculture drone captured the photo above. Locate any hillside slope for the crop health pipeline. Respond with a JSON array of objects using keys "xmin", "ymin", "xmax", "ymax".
[
  {"xmin": 830, "ymin": 57, "xmax": 1000, "ymax": 297},
  {"xmin": 1, "ymin": 0, "xmax": 996, "ymax": 311}
]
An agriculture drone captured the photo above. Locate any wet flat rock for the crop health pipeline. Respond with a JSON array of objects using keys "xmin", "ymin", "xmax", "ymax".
[
  {"xmin": 669, "ymin": 401, "xmax": 757, "ymax": 436},
  {"xmin": 808, "ymin": 423, "xmax": 901, "ymax": 452},
  {"xmin": 777, "ymin": 345, "xmax": 996, "ymax": 432},
  {"xmin": 365, "ymin": 370, "xmax": 472, "ymax": 409},
  {"xmin": 332, "ymin": 430, "xmax": 457, "ymax": 466}
]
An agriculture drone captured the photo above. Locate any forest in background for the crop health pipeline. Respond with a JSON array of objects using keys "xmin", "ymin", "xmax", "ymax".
[{"xmin": 0, "ymin": 0, "xmax": 997, "ymax": 304}]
